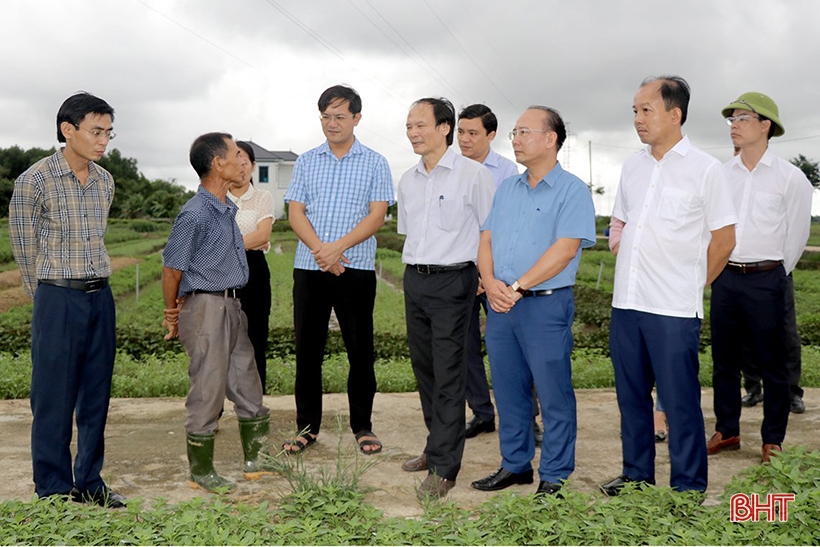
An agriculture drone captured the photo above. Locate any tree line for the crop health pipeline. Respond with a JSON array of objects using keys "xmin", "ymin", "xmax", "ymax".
[{"xmin": 0, "ymin": 146, "xmax": 194, "ymax": 219}]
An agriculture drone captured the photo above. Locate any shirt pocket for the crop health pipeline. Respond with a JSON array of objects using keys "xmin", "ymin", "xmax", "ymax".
[
  {"xmin": 437, "ymin": 196, "xmax": 465, "ymax": 232},
  {"xmin": 751, "ymin": 191, "xmax": 783, "ymax": 226},
  {"xmin": 656, "ymin": 187, "xmax": 696, "ymax": 229}
]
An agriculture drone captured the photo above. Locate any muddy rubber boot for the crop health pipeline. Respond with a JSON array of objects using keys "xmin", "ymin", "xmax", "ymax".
[
  {"xmin": 238, "ymin": 415, "xmax": 279, "ymax": 480},
  {"xmin": 186, "ymin": 433, "xmax": 236, "ymax": 492}
]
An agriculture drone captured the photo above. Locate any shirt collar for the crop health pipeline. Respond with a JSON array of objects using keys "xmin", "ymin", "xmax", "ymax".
[
  {"xmin": 728, "ymin": 146, "xmax": 775, "ymax": 173},
  {"xmin": 641, "ymin": 134, "xmax": 691, "ymax": 161},
  {"xmin": 519, "ymin": 161, "xmax": 565, "ymax": 189},
  {"xmin": 414, "ymin": 147, "xmax": 457, "ymax": 175},
  {"xmin": 318, "ymin": 136, "xmax": 363, "ymax": 158},
  {"xmin": 52, "ymin": 148, "xmax": 103, "ymax": 181},
  {"xmin": 198, "ymin": 185, "xmax": 236, "ymax": 212},
  {"xmin": 228, "ymin": 183, "xmax": 255, "ymax": 203},
  {"xmin": 482, "ymin": 148, "xmax": 501, "ymax": 168}
]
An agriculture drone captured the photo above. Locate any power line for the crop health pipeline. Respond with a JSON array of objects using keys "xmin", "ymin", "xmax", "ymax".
[
  {"xmin": 420, "ymin": 0, "xmax": 519, "ymax": 111},
  {"xmin": 133, "ymin": 0, "xmax": 261, "ymax": 72}
]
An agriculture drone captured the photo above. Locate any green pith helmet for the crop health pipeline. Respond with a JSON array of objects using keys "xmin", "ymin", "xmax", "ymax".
[{"xmin": 721, "ymin": 92, "xmax": 785, "ymax": 137}]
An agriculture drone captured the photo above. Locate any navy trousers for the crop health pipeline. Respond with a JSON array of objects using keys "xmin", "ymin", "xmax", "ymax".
[
  {"xmin": 610, "ymin": 308, "xmax": 707, "ymax": 492},
  {"xmin": 486, "ymin": 287, "xmax": 576, "ymax": 483},
  {"xmin": 30, "ymin": 283, "xmax": 116, "ymax": 497}
]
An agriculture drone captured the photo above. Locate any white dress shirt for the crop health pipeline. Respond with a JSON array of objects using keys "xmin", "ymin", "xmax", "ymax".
[
  {"xmin": 398, "ymin": 147, "xmax": 496, "ymax": 265},
  {"xmin": 612, "ymin": 136, "xmax": 737, "ymax": 318},
  {"xmin": 724, "ymin": 149, "xmax": 813, "ymax": 273}
]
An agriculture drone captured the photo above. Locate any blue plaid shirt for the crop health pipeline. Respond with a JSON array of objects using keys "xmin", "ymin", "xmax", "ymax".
[
  {"xmin": 163, "ymin": 186, "xmax": 249, "ymax": 297},
  {"xmin": 284, "ymin": 138, "xmax": 394, "ymax": 271}
]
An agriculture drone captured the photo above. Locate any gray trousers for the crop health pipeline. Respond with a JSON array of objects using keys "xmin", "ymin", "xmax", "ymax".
[{"xmin": 179, "ymin": 292, "xmax": 269, "ymax": 434}]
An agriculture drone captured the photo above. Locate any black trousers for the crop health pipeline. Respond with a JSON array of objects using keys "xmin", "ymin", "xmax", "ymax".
[
  {"xmin": 241, "ymin": 250, "xmax": 271, "ymax": 392},
  {"xmin": 465, "ymin": 294, "xmax": 495, "ymax": 422},
  {"xmin": 404, "ymin": 264, "xmax": 477, "ymax": 481},
  {"xmin": 741, "ymin": 273, "xmax": 802, "ymax": 397},
  {"xmin": 711, "ymin": 266, "xmax": 790, "ymax": 445},
  {"xmin": 293, "ymin": 268, "xmax": 376, "ymax": 436}
]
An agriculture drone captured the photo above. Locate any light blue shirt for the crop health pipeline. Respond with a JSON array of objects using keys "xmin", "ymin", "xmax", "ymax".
[
  {"xmin": 483, "ymin": 149, "xmax": 519, "ymax": 188},
  {"xmin": 284, "ymin": 138, "xmax": 394, "ymax": 271},
  {"xmin": 482, "ymin": 162, "xmax": 596, "ymax": 290}
]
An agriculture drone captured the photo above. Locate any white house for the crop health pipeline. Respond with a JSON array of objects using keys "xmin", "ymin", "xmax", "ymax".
[{"xmin": 244, "ymin": 141, "xmax": 298, "ymax": 219}]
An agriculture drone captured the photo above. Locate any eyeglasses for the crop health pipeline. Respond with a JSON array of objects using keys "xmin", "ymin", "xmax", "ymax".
[
  {"xmin": 725, "ymin": 114, "xmax": 760, "ymax": 125},
  {"xmin": 74, "ymin": 124, "xmax": 116, "ymax": 140},
  {"xmin": 508, "ymin": 128, "xmax": 549, "ymax": 140},
  {"xmin": 319, "ymin": 113, "xmax": 355, "ymax": 123}
]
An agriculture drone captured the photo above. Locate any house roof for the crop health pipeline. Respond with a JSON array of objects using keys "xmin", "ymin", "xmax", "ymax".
[{"xmin": 244, "ymin": 140, "xmax": 298, "ymax": 162}]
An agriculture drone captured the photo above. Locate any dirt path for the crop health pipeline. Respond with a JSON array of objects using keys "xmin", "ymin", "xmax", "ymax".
[
  {"xmin": 0, "ymin": 389, "xmax": 817, "ymax": 517},
  {"xmin": 0, "ymin": 257, "xmax": 141, "ymax": 313}
]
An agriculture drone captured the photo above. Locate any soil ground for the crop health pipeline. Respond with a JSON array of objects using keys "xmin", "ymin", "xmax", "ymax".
[{"xmin": 0, "ymin": 389, "xmax": 817, "ymax": 518}]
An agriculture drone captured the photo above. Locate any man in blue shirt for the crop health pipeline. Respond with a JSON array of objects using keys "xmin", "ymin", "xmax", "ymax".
[
  {"xmin": 162, "ymin": 132, "xmax": 272, "ymax": 492},
  {"xmin": 283, "ymin": 85, "xmax": 395, "ymax": 455},
  {"xmin": 473, "ymin": 106, "xmax": 596, "ymax": 497}
]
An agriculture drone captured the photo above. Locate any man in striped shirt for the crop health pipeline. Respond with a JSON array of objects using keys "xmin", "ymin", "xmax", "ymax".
[
  {"xmin": 9, "ymin": 92, "xmax": 125, "ymax": 507},
  {"xmin": 283, "ymin": 85, "xmax": 394, "ymax": 455}
]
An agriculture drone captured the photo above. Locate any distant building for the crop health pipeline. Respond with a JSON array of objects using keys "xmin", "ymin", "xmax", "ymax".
[{"xmin": 243, "ymin": 141, "xmax": 298, "ymax": 219}]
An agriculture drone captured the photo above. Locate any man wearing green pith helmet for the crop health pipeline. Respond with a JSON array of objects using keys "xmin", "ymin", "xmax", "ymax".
[{"xmin": 708, "ymin": 92, "xmax": 813, "ymax": 463}]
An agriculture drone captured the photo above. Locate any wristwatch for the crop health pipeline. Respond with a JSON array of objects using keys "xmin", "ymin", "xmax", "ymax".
[{"xmin": 511, "ymin": 280, "xmax": 527, "ymax": 295}]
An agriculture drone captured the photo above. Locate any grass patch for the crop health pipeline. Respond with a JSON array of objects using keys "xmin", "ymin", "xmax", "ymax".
[{"xmin": 0, "ymin": 446, "xmax": 818, "ymax": 545}]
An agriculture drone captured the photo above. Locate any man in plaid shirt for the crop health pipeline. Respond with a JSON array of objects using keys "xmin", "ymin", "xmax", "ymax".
[{"xmin": 9, "ymin": 92, "xmax": 125, "ymax": 508}]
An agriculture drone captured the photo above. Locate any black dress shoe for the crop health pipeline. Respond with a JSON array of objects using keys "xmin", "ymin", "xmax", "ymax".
[
  {"xmin": 741, "ymin": 391, "xmax": 763, "ymax": 407},
  {"xmin": 465, "ymin": 416, "xmax": 496, "ymax": 438},
  {"xmin": 791, "ymin": 393, "xmax": 806, "ymax": 414},
  {"xmin": 535, "ymin": 481, "xmax": 562, "ymax": 497},
  {"xmin": 599, "ymin": 475, "xmax": 654, "ymax": 497},
  {"xmin": 471, "ymin": 467, "xmax": 533, "ymax": 491},
  {"xmin": 71, "ymin": 487, "xmax": 126, "ymax": 508}
]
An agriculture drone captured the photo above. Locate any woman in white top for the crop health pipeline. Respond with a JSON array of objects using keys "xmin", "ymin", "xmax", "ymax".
[{"xmin": 229, "ymin": 141, "xmax": 275, "ymax": 392}]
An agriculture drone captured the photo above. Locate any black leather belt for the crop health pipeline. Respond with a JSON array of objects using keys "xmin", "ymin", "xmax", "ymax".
[
  {"xmin": 520, "ymin": 289, "xmax": 554, "ymax": 297},
  {"xmin": 192, "ymin": 288, "xmax": 243, "ymax": 299},
  {"xmin": 409, "ymin": 262, "xmax": 473, "ymax": 274},
  {"xmin": 39, "ymin": 278, "xmax": 109, "ymax": 293},
  {"xmin": 726, "ymin": 260, "xmax": 782, "ymax": 274}
]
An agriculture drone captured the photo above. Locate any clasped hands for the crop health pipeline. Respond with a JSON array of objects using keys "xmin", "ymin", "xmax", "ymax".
[
  {"xmin": 311, "ymin": 241, "xmax": 349, "ymax": 276},
  {"xmin": 485, "ymin": 278, "xmax": 522, "ymax": 314}
]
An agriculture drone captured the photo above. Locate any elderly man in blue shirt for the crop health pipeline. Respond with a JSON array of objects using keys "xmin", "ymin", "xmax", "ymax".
[
  {"xmin": 162, "ymin": 132, "xmax": 272, "ymax": 492},
  {"xmin": 473, "ymin": 106, "xmax": 596, "ymax": 497}
]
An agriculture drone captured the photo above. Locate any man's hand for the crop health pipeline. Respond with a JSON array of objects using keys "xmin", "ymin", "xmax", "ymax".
[
  {"xmin": 485, "ymin": 278, "xmax": 517, "ymax": 313},
  {"xmin": 476, "ymin": 277, "xmax": 486, "ymax": 296},
  {"xmin": 311, "ymin": 241, "xmax": 350, "ymax": 272},
  {"xmin": 163, "ymin": 301, "xmax": 181, "ymax": 340}
]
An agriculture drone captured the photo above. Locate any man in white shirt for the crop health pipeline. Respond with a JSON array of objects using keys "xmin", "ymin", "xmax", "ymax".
[
  {"xmin": 398, "ymin": 97, "xmax": 496, "ymax": 499},
  {"xmin": 601, "ymin": 76, "xmax": 737, "ymax": 496},
  {"xmin": 708, "ymin": 92, "xmax": 812, "ymax": 463},
  {"xmin": 456, "ymin": 104, "xmax": 519, "ymax": 439}
]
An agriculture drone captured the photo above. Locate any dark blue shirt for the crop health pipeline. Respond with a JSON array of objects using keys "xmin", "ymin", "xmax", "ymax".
[{"xmin": 163, "ymin": 186, "xmax": 249, "ymax": 297}]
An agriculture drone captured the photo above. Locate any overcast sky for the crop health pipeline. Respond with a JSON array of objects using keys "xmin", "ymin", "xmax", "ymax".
[{"xmin": 3, "ymin": 0, "xmax": 820, "ymax": 214}]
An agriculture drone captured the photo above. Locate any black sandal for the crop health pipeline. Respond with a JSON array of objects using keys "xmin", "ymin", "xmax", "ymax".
[
  {"xmin": 355, "ymin": 430, "xmax": 383, "ymax": 455},
  {"xmin": 282, "ymin": 434, "xmax": 317, "ymax": 454}
]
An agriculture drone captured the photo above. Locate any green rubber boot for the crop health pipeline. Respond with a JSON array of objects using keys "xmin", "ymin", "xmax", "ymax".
[
  {"xmin": 238, "ymin": 415, "xmax": 279, "ymax": 480},
  {"xmin": 186, "ymin": 433, "xmax": 236, "ymax": 492}
]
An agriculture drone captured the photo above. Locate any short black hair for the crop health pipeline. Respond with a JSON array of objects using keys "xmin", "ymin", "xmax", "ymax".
[
  {"xmin": 458, "ymin": 104, "xmax": 498, "ymax": 134},
  {"xmin": 318, "ymin": 84, "xmax": 362, "ymax": 114},
  {"xmin": 641, "ymin": 75, "xmax": 691, "ymax": 126},
  {"xmin": 190, "ymin": 132, "xmax": 232, "ymax": 179},
  {"xmin": 56, "ymin": 92, "xmax": 115, "ymax": 143},
  {"xmin": 527, "ymin": 105, "xmax": 567, "ymax": 152},
  {"xmin": 236, "ymin": 141, "xmax": 256, "ymax": 163},
  {"xmin": 413, "ymin": 97, "xmax": 456, "ymax": 146}
]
